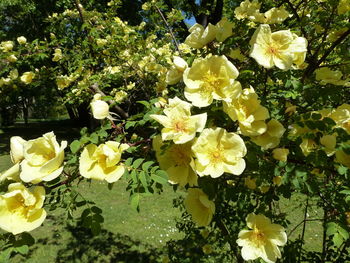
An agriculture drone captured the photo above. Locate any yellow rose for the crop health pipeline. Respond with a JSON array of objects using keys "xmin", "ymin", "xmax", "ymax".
[
  {"xmin": 263, "ymin": 7, "xmax": 289, "ymax": 24},
  {"xmin": 79, "ymin": 141, "xmax": 129, "ymax": 183},
  {"xmin": 335, "ymin": 149, "xmax": 350, "ymax": 168},
  {"xmin": 150, "ymin": 97, "xmax": 207, "ymax": 144},
  {"xmin": 237, "ymin": 213, "xmax": 287, "ymax": 263},
  {"xmin": 251, "ymin": 119, "xmax": 286, "ymax": 149},
  {"xmin": 330, "ymin": 104, "xmax": 350, "ymax": 133},
  {"xmin": 192, "ymin": 127, "xmax": 247, "ymax": 178},
  {"xmin": 272, "ymin": 148, "xmax": 289, "ymax": 162},
  {"xmin": 300, "ymin": 138, "xmax": 317, "ymax": 156},
  {"xmin": 153, "ymin": 136, "xmax": 197, "ymax": 187},
  {"xmin": 315, "ymin": 67, "xmax": 350, "ymax": 86},
  {"xmin": 273, "ymin": 176, "xmax": 282, "ymax": 186},
  {"xmin": 249, "ymin": 24, "xmax": 307, "ymax": 70},
  {"xmin": 20, "ymin": 132, "xmax": 67, "ymax": 183},
  {"xmin": 223, "ymin": 86, "xmax": 269, "ymax": 136},
  {"xmin": 234, "ymin": 0, "xmax": 261, "ymax": 21},
  {"xmin": 0, "ymin": 163, "xmax": 20, "ymax": 182},
  {"xmin": 184, "ymin": 188, "xmax": 215, "ymax": 227},
  {"xmin": 96, "ymin": 38, "xmax": 108, "ymax": 47},
  {"xmin": 114, "ymin": 90, "xmax": 127, "ymax": 103},
  {"xmin": 17, "ymin": 36, "xmax": 27, "ymax": 45},
  {"xmin": 0, "ymin": 183, "xmax": 46, "ymax": 235},
  {"xmin": 0, "ymin": 41, "xmax": 14, "ymax": 52},
  {"xmin": 184, "ymin": 23, "xmax": 217, "ymax": 49},
  {"xmin": 202, "ymin": 244, "xmax": 213, "ymax": 254},
  {"xmin": 20, "ymin": 71, "xmax": 35, "ymax": 84},
  {"xmin": 215, "ymin": 17, "xmax": 234, "ymax": 42},
  {"xmin": 183, "ymin": 55, "xmax": 240, "ymax": 107},
  {"xmin": 9, "ymin": 69, "xmax": 18, "ymax": 80},
  {"xmin": 165, "ymin": 56, "xmax": 188, "ymax": 85},
  {"xmin": 10, "ymin": 136, "xmax": 27, "ymax": 164},
  {"xmin": 228, "ymin": 48, "xmax": 246, "ymax": 62},
  {"xmin": 52, "ymin": 48, "xmax": 63, "ymax": 62},
  {"xmin": 320, "ymin": 134, "xmax": 336, "ymax": 156},
  {"xmin": 90, "ymin": 94, "xmax": 110, "ymax": 120},
  {"xmin": 7, "ymin": 54, "xmax": 17, "ymax": 63}
]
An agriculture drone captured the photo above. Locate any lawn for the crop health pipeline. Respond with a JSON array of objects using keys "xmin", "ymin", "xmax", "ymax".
[{"xmin": 0, "ymin": 121, "xmax": 324, "ymax": 262}]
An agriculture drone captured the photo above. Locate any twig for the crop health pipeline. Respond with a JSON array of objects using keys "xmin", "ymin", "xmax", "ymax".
[
  {"xmin": 90, "ymin": 83, "xmax": 129, "ymax": 119},
  {"xmin": 128, "ymin": 138, "xmax": 151, "ymax": 147},
  {"xmin": 154, "ymin": 5, "xmax": 180, "ymax": 52},
  {"xmin": 298, "ymin": 196, "xmax": 309, "ymax": 263},
  {"xmin": 288, "ymin": 218, "xmax": 323, "ymax": 237}
]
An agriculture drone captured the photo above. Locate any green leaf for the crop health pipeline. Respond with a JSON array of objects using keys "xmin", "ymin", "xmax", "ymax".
[
  {"xmin": 151, "ymin": 170, "xmax": 168, "ymax": 185},
  {"xmin": 142, "ymin": 161, "xmax": 154, "ymax": 172},
  {"xmin": 0, "ymin": 248, "xmax": 13, "ymax": 263},
  {"xmin": 333, "ymin": 233, "xmax": 344, "ymax": 248},
  {"xmin": 91, "ymin": 221, "xmax": 101, "ymax": 236},
  {"xmin": 137, "ymin": 100, "xmax": 150, "ymax": 107},
  {"xmin": 91, "ymin": 206, "xmax": 102, "ymax": 214},
  {"xmin": 139, "ymin": 171, "xmax": 148, "ymax": 189},
  {"xmin": 89, "ymin": 133, "xmax": 99, "ymax": 144},
  {"xmin": 132, "ymin": 158, "xmax": 144, "ymax": 169},
  {"xmin": 15, "ymin": 245, "xmax": 29, "ymax": 255},
  {"xmin": 130, "ymin": 193, "xmax": 140, "ymax": 212},
  {"xmin": 70, "ymin": 140, "xmax": 81, "ymax": 153}
]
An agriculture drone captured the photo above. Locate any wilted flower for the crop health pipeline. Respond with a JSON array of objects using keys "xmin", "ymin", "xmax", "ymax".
[
  {"xmin": 237, "ymin": 213, "xmax": 287, "ymax": 263},
  {"xmin": 20, "ymin": 132, "xmax": 67, "ymax": 183},
  {"xmin": 192, "ymin": 127, "xmax": 247, "ymax": 178},
  {"xmin": 249, "ymin": 24, "xmax": 307, "ymax": 70},
  {"xmin": 338, "ymin": 0, "xmax": 350, "ymax": 15},
  {"xmin": 183, "ymin": 55, "xmax": 240, "ymax": 107},
  {"xmin": 0, "ymin": 183, "xmax": 46, "ymax": 235},
  {"xmin": 153, "ymin": 136, "xmax": 197, "ymax": 187},
  {"xmin": 315, "ymin": 67, "xmax": 350, "ymax": 86},
  {"xmin": 150, "ymin": 97, "xmax": 207, "ymax": 144},
  {"xmin": 184, "ymin": 188, "xmax": 215, "ymax": 227},
  {"xmin": 79, "ymin": 141, "xmax": 129, "ymax": 183}
]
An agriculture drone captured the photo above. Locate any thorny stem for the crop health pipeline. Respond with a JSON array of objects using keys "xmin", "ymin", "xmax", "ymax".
[{"xmin": 128, "ymin": 138, "xmax": 151, "ymax": 147}]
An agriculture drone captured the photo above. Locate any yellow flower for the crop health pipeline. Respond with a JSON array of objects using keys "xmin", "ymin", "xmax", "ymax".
[
  {"xmin": 52, "ymin": 48, "xmax": 63, "ymax": 62},
  {"xmin": 223, "ymin": 86, "xmax": 269, "ymax": 136},
  {"xmin": 0, "ymin": 163, "xmax": 20, "ymax": 182},
  {"xmin": 315, "ymin": 67, "xmax": 350, "ymax": 86},
  {"xmin": 90, "ymin": 94, "xmax": 110, "ymax": 120},
  {"xmin": 17, "ymin": 36, "xmax": 27, "ymax": 45},
  {"xmin": 237, "ymin": 213, "xmax": 287, "ymax": 263},
  {"xmin": 338, "ymin": 0, "xmax": 350, "ymax": 15},
  {"xmin": 202, "ymin": 244, "xmax": 213, "ymax": 254},
  {"xmin": 263, "ymin": 7, "xmax": 290, "ymax": 24},
  {"xmin": 215, "ymin": 17, "xmax": 234, "ymax": 42},
  {"xmin": 249, "ymin": 24, "xmax": 307, "ymax": 70},
  {"xmin": 272, "ymin": 148, "xmax": 289, "ymax": 162},
  {"xmin": 153, "ymin": 136, "xmax": 197, "ymax": 187},
  {"xmin": 234, "ymin": 0, "xmax": 262, "ymax": 21},
  {"xmin": 9, "ymin": 69, "xmax": 18, "ymax": 80},
  {"xmin": 151, "ymin": 97, "xmax": 207, "ymax": 144},
  {"xmin": 327, "ymin": 28, "xmax": 348, "ymax": 42},
  {"xmin": 184, "ymin": 23, "xmax": 217, "ymax": 49},
  {"xmin": 330, "ymin": 104, "xmax": 350, "ymax": 133},
  {"xmin": 273, "ymin": 176, "xmax": 282, "ymax": 186},
  {"xmin": 320, "ymin": 134, "xmax": 336, "ymax": 156},
  {"xmin": 192, "ymin": 127, "xmax": 247, "ymax": 178},
  {"xmin": 166, "ymin": 56, "xmax": 188, "ymax": 85},
  {"xmin": 96, "ymin": 38, "xmax": 108, "ymax": 47},
  {"xmin": 7, "ymin": 54, "xmax": 17, "ymax": 63},
  {"xmin": 300, "ymin": 138, "xmax": 317, "ymax": 156},
  {"xmin": 0, "ymin": 41, "xmax": 14, "ymax": 52},
  {"xmin": 20, "ymin": 71, "xmax": 35, "ymax": 84},
  {"xmin": 245, "ymin": 176, "xmax": 257, "ymax": 190},
  {"xmin": 79, "ymin": 141, "xmax": 129, "ymax": 183},
  {"xmin": 260, "ymin": 185, "xmax": 270, "ymax": 193},
  {"xmin": 10, "ymin": 136, "xmax": 27, "ymax": 164},
  {"xmin": 184, "ymin": 188, "xmax": 215, "ymax": 227},
  {"xmin": 184, "ymin": 55, "xmax": 240, "ymax": 107},
  {"xmin": 20, "ymin": 132, "xmax": 67, "ymax": 183},
  {"xmin": 251, "ymin": 119, "xmax": 286, "ymax": 149},
  {"xmin": 285, "ymin": 102, "xmax": 297, "ymax": 115},
  {"xmin": 114, "ymin": 90, "xmax": 127, "ymax": 103},
  {"xmin": 335, "ymin": 149, "xmax": 350, "ymax": 168},
  {"xmin": 0, "ymin": 183, "xmax": 46, "ymax": 235}
]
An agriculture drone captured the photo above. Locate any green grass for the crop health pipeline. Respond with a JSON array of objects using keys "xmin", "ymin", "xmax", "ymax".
[{"xmin": 0, "ymin": 121, "xmax": 325, "ymax": 262}]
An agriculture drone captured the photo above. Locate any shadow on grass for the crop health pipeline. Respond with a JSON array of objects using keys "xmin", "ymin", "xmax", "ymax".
[
  {"xmin": 54, "ymin": 225, "xmax": 161, "ymax": 263},
  {"xmin": 0, "ymin": 120, "xmax": 80, "ymax": 153}
]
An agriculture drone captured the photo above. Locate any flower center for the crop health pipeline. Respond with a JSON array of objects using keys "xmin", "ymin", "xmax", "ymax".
[
  {"xmin": 252, "ymin": 228, "xmax": 266, "ymax": 246},
  {"xmin": 202, "ymin": 72, "xmax": 222, "ymax": 93},
  {"xmin": 210, "ymin": 150, "xmax": 223, "ymax": 164},
  {"xmin": 267, "ymin": 46, "xmax": 279, "ymax": 55},
  {"xmin": 173, "ymin": 120, "xmax": 187, "ymax": 132}
]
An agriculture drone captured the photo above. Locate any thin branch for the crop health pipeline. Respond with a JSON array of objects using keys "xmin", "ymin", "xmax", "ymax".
[
  {"xmin": 90, "ymin": 83, "xmax": 129, "ymax": 119},
  {"xmin": 298, "ymin": 196, "xmax": 309, "ymax": 263},
  {"xmin": 74, "ymin": 0, "xmax": 85, "ymax": 23},
  {"xmin": 128, "ymin": 138, "xmax": 151, "ymax": 147},
  {"xmin": 288, "ymin": 218, "xmax": 323, "ymax": 237},
  {"xmin": 154, "ymin": 5, "xmax": 180, "ymax": 52}
]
